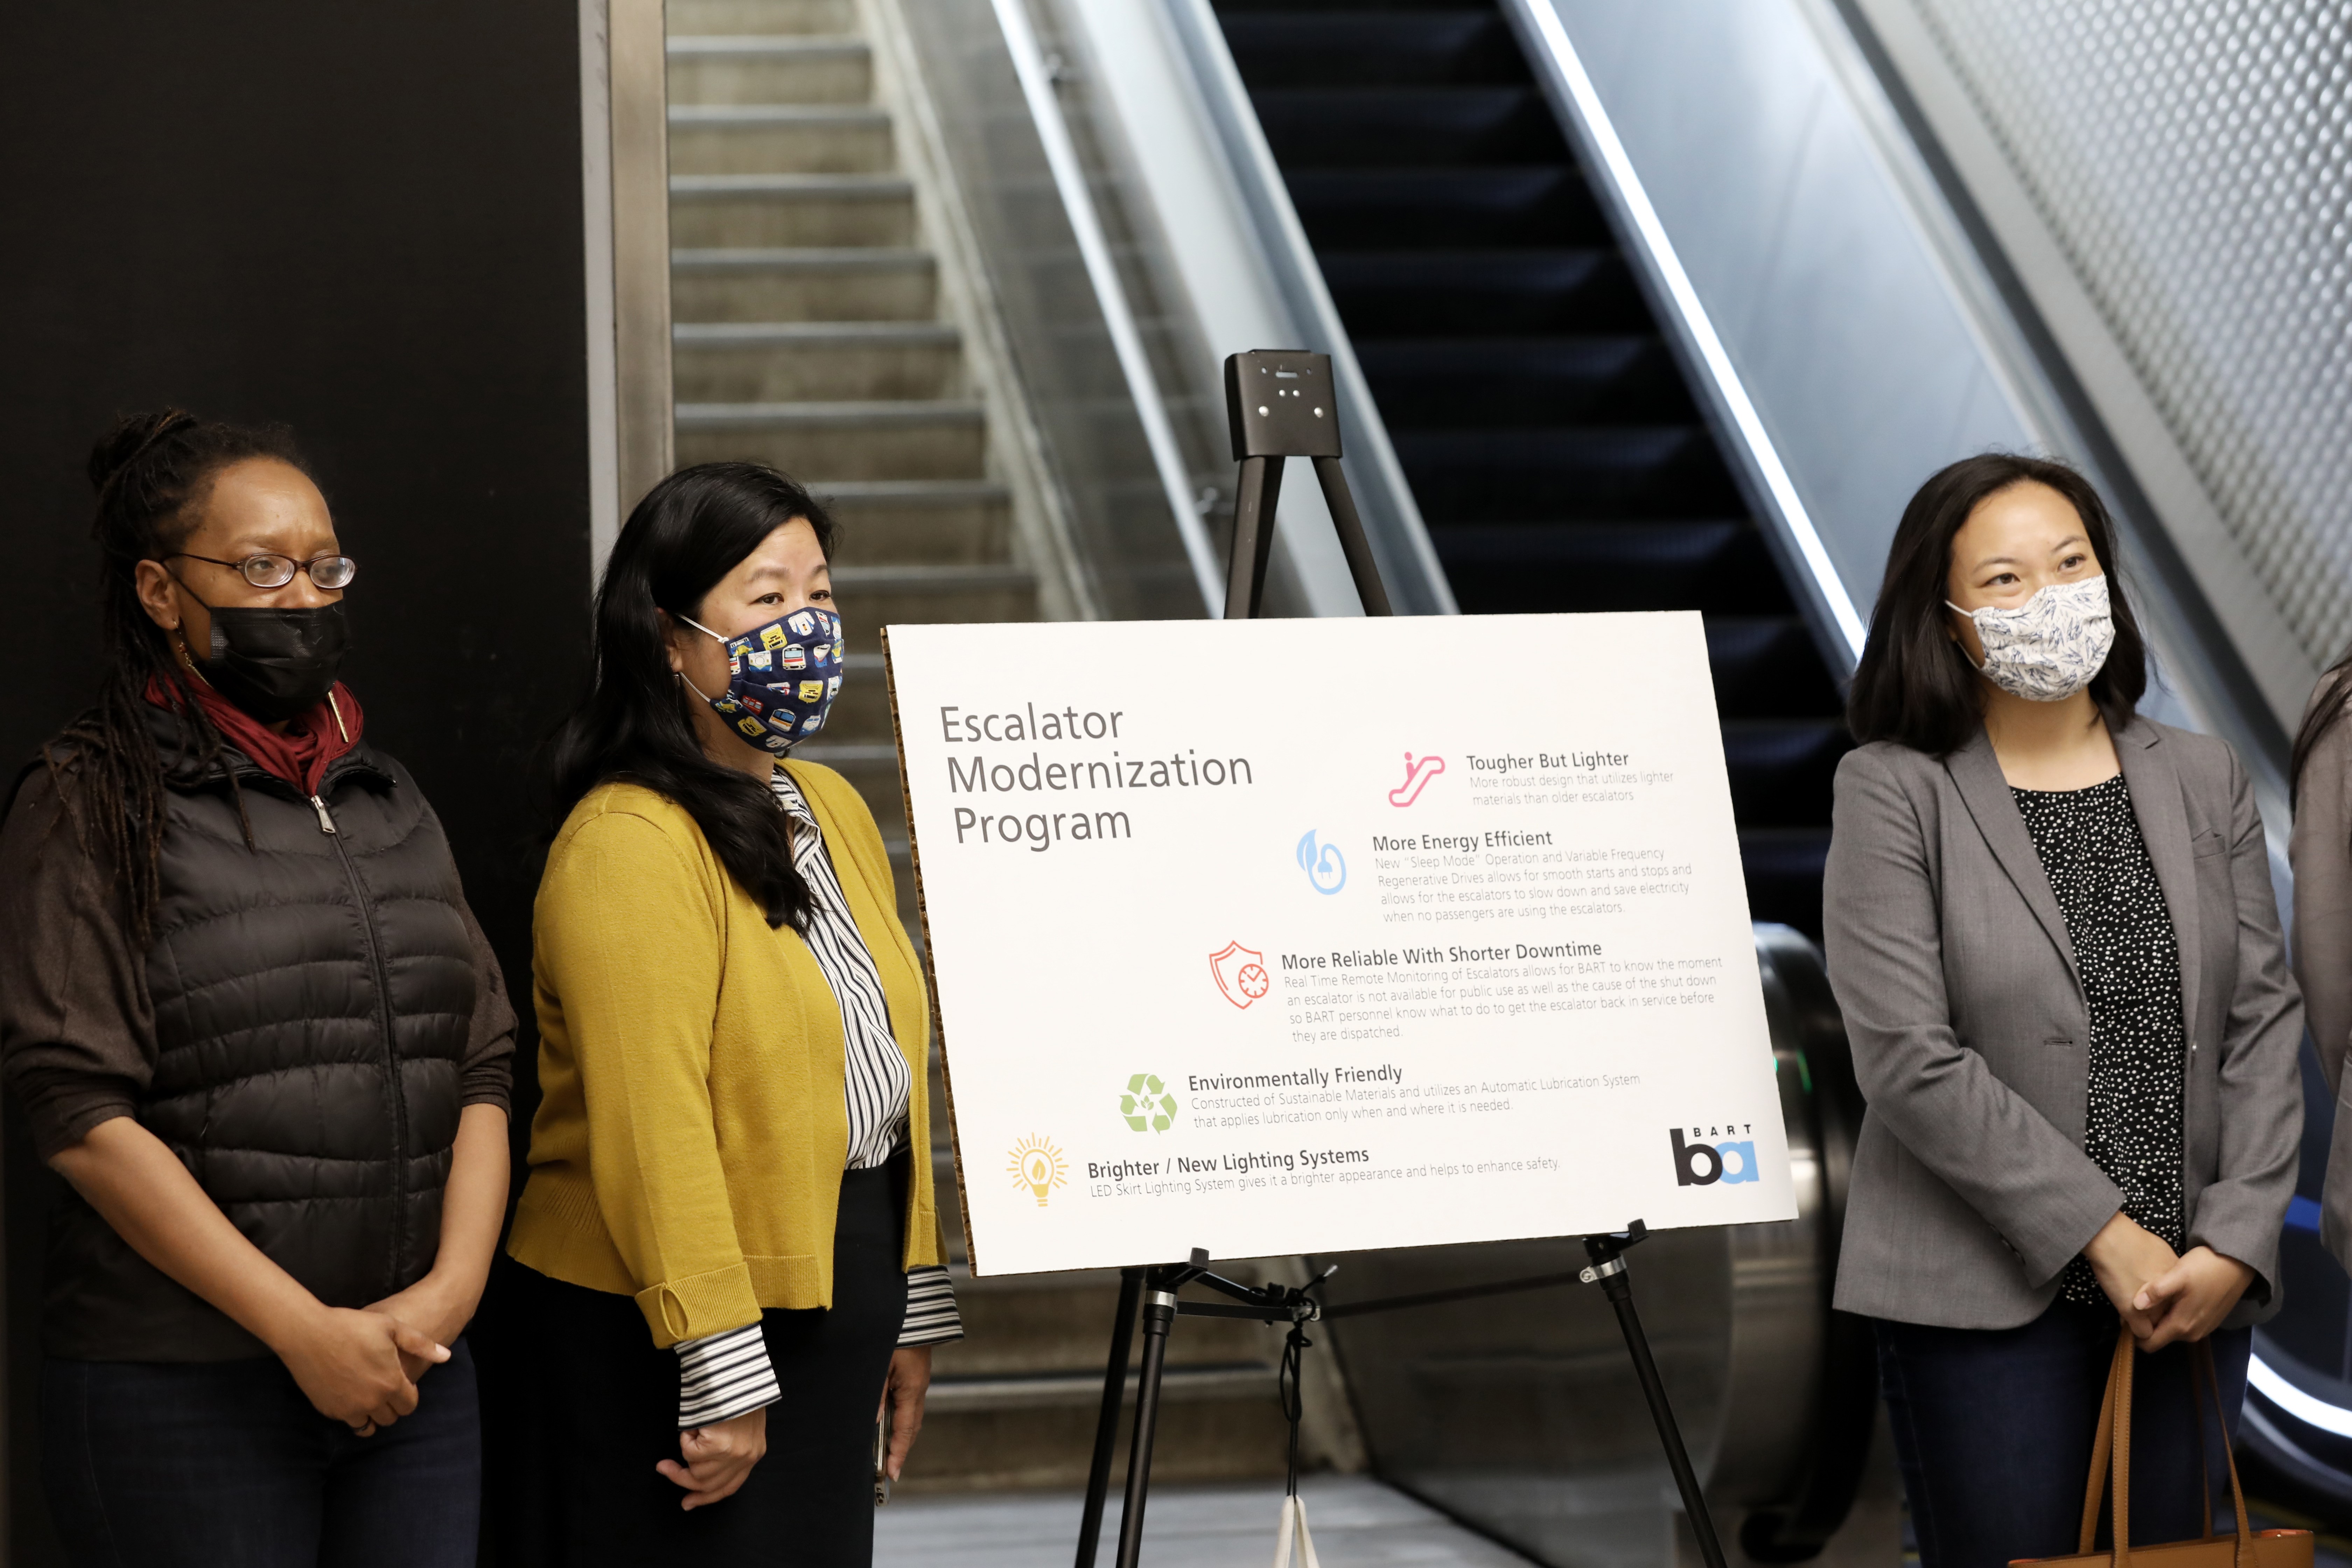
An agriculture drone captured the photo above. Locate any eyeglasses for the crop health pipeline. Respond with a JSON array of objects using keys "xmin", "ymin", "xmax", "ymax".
[{"xmin": 170, "ymin": 552, "xmax": 358, "ymax": 590}]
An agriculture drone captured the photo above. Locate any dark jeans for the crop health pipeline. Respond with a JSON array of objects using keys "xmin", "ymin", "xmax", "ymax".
[
  {"xmin": 41, "ymin": 1336, "xmax": 481, "ymax": 1568},
  {"xmin": 1875, "ymin": 1302, "xmax": 2250, "ymax": 1568}
]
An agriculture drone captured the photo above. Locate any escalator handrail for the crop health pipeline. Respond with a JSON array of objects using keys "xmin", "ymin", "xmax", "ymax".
[
  {"xmin": 989, "ymin": 0, "xmax": 1227, "ymax": 614},
  {"xmin": 1499, "ymin": 0, "xmax": 1868, "ymax": 667},
  {"xmin": 1152, "ymin": 0, "xmax": 1460, "ymax": 618}
]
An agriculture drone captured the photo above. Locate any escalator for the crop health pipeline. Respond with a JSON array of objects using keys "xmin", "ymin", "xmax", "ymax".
[
  {"xmin": 1213, "ymin": 0, "xmax": 1850, "ymax": 939},
  {"xmin": 1193, "ymin": 0, "xmax": 1882, "ymax": 1556}
]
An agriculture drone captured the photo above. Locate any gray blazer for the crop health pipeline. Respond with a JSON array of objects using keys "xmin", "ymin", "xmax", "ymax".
[
  {"xmin": 2287, "ymin": 682, "xmax": 2352, "ymax": 1268},
  {"xmin": 1823, "ymin": 718, "xmax": 2302, "ymax": 1329}
]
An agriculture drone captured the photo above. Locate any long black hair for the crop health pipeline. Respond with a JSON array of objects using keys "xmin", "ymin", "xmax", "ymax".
[
  {"xmin": 548, "ymin": 461, "xmax": 838, "ymax": 931},
  {"xmin": 41, "ymin": 410, "xmax": 310, "ymax": 943},
  {"xmin": 1847, "ymin": 453, "xmax": 2147, "ymax": 756}
]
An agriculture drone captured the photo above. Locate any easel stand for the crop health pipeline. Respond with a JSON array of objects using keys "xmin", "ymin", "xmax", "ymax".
[
  {"xmin": 1076, "ymin": 1251, "xmax": 1329, "ymax": 1568},
  {"xmin": 1072, "ymin": 352, "xmax": 1726, "ymax": 1568}
]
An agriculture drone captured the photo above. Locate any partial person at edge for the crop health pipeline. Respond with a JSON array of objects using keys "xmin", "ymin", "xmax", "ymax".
[{"xmin": 2290, "ymin": 647, "xmax": 2352, "ymax": 1272}]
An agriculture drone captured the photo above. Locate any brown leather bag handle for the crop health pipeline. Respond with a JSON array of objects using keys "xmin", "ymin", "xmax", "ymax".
[
  {"xmin": 2088, "ymin": 1335, "xmax": 2145, "ymax": 1561},
  {"xmin": 2196, "ymin": 1340, "xmax": 2257, "ymax": 1567},
  {"xmin": 2079, "ymin": 1328, "xmax": 2127, "ymax": 1554},
  {"xmin": 2079, "ymin": 1325, "xmax": 2259, "ymax": 1568}
]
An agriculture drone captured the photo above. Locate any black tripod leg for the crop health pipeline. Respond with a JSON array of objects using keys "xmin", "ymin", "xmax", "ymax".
[
  {"xmin": 1076, "ymin": 1268, "xmax": 1143, "ymax": 1568},
  {"xmin": 1112, "ymin": 1281, "xmax": 1181, "ymax": 1568},
  {"xmin": 1596, "ymin": 1272, "xmax": 1728, "ymax": 1568},
  {"xmin": 1224, "ymin": 455, "xmax": 1285, "ymax": 621},
  {"xmin": 1310, "ymin": 455, "xmax": 1392, "ymax": 617}
]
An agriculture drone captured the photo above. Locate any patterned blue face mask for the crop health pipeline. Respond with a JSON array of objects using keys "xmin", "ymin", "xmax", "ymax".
[{"xmin": 678, "ymin": 606, "xmax": 845, "ymax": 753}]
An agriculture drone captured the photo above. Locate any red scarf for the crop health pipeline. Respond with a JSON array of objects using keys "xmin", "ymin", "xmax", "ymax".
[{"xmin": 146, "ymin": 674, "xmax": 365, "ymax": 797}]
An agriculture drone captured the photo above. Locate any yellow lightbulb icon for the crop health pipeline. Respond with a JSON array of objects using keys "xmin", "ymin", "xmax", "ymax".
[{"xmin": 1007, "ymin": 1135, "xmax": 1068, "ymax": 1208}]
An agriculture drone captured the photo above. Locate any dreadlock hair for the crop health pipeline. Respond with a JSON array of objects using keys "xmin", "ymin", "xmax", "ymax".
[{"xmin": 42, "ymin": 409, "xmax": 311, "ymax": 944}]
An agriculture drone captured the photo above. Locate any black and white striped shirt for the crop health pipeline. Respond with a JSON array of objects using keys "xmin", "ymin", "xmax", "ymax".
[{"xmin": 673, "ymin": 769, "xmax": 963, "ymax": 1429}]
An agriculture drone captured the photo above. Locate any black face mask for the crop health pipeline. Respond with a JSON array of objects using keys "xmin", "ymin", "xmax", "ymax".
[{"xmin": 198, "ymin": 601, "xmax": 352, "ymax": 723}]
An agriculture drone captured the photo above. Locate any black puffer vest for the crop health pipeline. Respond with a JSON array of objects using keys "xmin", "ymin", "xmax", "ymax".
[{"xmin": 50, "ymin": 706, "xmax": 476, "ymax": 1360}]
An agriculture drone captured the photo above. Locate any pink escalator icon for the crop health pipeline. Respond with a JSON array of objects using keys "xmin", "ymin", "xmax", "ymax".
[{"xmin": 1388, "ymin": 753, "xmax": 1446, "ymax": 807}]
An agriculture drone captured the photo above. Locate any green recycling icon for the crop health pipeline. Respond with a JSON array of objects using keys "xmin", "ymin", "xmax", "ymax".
[{"xmin": 1121, "ymin": 1073, "xmax": 1179, "ymax": 1133}]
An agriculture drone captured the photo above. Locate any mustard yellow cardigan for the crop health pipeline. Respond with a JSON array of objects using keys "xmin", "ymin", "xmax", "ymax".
[{"xmin": 508, "ymin": 761, "xmax": 941, "ymax": 1348}]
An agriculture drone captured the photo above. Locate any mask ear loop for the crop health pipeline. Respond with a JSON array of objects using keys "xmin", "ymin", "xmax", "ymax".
[
  {"xmin": 1944, "ymin": 602, "xmax": 1991, "ymax": 672},
  {"xmin": 668, "ymin": 611, "xmax": 730, "ymax": 706}
]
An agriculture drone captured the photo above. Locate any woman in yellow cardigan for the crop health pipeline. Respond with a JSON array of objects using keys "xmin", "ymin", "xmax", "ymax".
[{"xmin": 494, "ymin": 462, "xmax": 959, "ymax": 1564}]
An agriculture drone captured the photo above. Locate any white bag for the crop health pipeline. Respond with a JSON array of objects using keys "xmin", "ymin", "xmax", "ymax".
[{"xmin": 1271, "ymin": 1494, "xmax": 1321, "ymax": 1568}]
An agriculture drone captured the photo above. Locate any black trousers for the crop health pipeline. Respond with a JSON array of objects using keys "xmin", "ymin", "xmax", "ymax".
[{"xmin": 482, "ymin": 1161, "xmax": 909, "ymax": 1568}]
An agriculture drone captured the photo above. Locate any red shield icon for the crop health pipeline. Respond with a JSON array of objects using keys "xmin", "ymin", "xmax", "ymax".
[{"xmin": 1209, "ymin": 941, "xmax": 1271, "ymax": 1009}]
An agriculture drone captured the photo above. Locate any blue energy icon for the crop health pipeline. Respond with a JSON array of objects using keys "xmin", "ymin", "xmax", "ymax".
[{"xmin": 1296, "ymin": 831, "xmax": 1347, "ymax": 895}]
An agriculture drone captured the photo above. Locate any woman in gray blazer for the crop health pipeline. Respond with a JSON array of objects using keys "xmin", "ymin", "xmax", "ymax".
[{"xmin": 1824, "ymin": 454, "xmax": 2302, "ymax": 1568}]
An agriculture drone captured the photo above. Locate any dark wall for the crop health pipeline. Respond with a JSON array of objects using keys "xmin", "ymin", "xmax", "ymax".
[{"xmin": 0, "ymin": 2, "xmax": 590, "ymax": 1558}]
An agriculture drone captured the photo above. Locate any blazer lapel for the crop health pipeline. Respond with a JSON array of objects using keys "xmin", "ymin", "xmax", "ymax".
[
  {"xmin": 2114, "ymin": 719, "xmax": 2203, "ymax": 1035},
  {"xmin": 1944, "ymin": 726, "xmax": 2081, "ymax": 989}
]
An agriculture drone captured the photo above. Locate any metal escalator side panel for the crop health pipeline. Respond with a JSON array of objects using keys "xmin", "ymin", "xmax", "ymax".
[
  {"xmin": 1498, "ymin": 0, "xmax": 2070, "ymax": 676},
  {"xmin": 1050, "ymin": 0, "xmax": 1458, "ymax": 616},
  {"xmin": 1307, "ymin": 925, "xmax": 1882, "ymax": 1566},
  {"xmin": 1498, "ymin": 0, "xmax": 1888, "ymax": 674},
  {"xmin": 1729, "ymin": 924, "xmax": 1880, "ymax": 1556}
]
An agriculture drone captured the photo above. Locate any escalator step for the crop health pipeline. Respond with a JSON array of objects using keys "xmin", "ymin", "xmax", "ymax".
[
  {"xmin": 1721, "ymin": 721, "xmax": 1853, "ymax": 827},
  {"xmin": 1249, "ymin": 86, "xmax": 1566, "ymax": 167},
  {"xmin": 1431, "ymin": 522, "xmax": 1793, "ymax": 615},
  {"xmin": 1356, "ymin": 337, "xmax": 1696, "ymax": 426},
  {"xmin": 1320, "ymin": 249, "xmax": 1650, "ymax": 334},
  {"xmin": 1392, "ymin": 427, "xmax": 1746, "ymax": 520},
  {"xmin": 1704, "ymin": 618, "xmax": 1843, "ymax": 719},
  {"xmin": 1218, "ymin": 13, "xmax": 1528, "ymax": 87},
  {"xmin": 1287, "ymin": 167, "xmax": 1609, "ymax": 248},
  {"xmin": 1216, "ymin": 0, "xmax": 1850, "ymax": 940}
]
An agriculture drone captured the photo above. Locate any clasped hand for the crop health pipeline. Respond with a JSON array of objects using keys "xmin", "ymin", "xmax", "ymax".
[
  {"xmin": 276, "ymin": 1304, "xmax": 449, "ymax": 1436},
  {"xmin": 2083, "ymin": 1211, "xmax": 2254, "ymax": 1350}
]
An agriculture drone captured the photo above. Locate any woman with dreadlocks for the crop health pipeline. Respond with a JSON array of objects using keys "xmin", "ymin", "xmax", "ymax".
[{"xmin": 0, "ymin": 411, "xmax": 515, "ymax": 1567}]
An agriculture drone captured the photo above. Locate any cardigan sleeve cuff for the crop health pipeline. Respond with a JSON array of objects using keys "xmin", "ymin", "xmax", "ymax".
[
  {"xmin": 677, "ymin": 1322, "xmax": 781, "ymax": 1429},
  {"xmin": 898, "ymin": 1265, "xmax": 963, "ymax": 1348},
  {"xmin": 634, "ymin": 1261, "xmax": 764, "ymax": 1349}
]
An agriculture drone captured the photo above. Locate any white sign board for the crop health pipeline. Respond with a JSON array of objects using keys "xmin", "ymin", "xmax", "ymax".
[{"xmin": 884, "ymin": 613, "xmax": 1795, "ymax": 1276}]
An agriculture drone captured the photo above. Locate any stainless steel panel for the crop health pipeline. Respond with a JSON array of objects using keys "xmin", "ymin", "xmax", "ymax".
[
  {"xmin": 611, "ymin": 0, "xmax": 677, "ymax": 515},
  {"xmin": 1854, "ymin": 0, "xmax": 2346, "ymax": 729},
  {"xmin": 1312, "ymin": 927, "xmax": 1879, "ymax": 1568}
]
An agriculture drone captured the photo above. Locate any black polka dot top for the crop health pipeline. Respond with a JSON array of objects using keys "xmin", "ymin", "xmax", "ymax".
[{"xmin": 2011, "ymin": 774, "xmax": 2188, "ymax": 1309}]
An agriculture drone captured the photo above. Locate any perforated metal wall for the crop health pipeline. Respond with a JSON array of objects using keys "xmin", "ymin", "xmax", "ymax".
[{"xmin": 1896, "ymin": 0, "xmax": 2351, "ymax": 667}]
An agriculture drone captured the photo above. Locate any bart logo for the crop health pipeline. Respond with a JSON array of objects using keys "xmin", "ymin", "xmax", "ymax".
[
  {"xmin": 1008, "ymin": 1135, "xmax": 1068, "ymax": 1207},
  {"xmin": 1121, "ymin": 1074, "xmax": 1178, "ymax": 1133},
  {"xmin": 1671, "ymin": 1126, "xmax": 1759, "ymax": 1186}
]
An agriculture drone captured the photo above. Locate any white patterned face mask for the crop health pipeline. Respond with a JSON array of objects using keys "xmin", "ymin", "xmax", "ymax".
[{"xmin": 1946, "ymin": 574, "xmax": 2114, "ymax": 702}]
